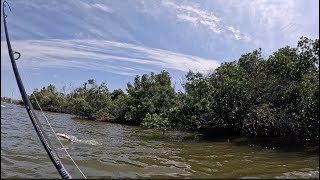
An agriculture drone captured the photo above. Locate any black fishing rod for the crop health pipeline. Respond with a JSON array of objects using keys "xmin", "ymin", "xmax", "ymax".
[{"xmin": 2, "ymin": 1, "xmax": 72, "ymax": 179}]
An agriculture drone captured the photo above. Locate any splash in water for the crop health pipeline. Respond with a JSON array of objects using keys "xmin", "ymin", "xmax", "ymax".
[
  {"xmin": 76, "ymin": 139, "xmax": 101, "ymax": 145},
  {"xmin": 57, "ymin": 134, "xmax": 101, "ymax": 145}
]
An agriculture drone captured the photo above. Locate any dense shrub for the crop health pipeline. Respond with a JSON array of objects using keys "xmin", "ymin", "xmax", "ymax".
[{"xmin": 28, "ymin": 37, "xmax": 319, "ymax": 141}]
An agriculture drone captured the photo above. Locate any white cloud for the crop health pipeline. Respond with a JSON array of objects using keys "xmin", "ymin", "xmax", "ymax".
[
  {"xmin": 227, "ymin": 26, "xmax": 246, "ymax": 40},
  {"xmin": 92, "ymin": 3, "xmax": 113, "ymax": 13},
  {"xmin": 79, "ymin": 1, "xmax": 113, "ymax": 13},
  {"xmin": 213, "ymin": 0, "xmax": 317, "ymax": 52},
  {"xmin": 177, "ymin": 14, "xmax": 198, "ymax": 25},
  {"xmin": 1, "ymin": 39, "xmax": 220, "ymax": 76},
  {"xmin": 161, "ymin": 0, "xmax": 249, "ymax": 41}
]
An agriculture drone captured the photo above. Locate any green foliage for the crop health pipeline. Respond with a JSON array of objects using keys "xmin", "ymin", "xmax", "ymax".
[
  {"xmin": 17, "ymin": 100, "xmax": 24, "ymax": 106},
  {"xmin": 141, "ymin": 113, "xmax": 170, "ymax": 134},
  {"xmin": 70, "ymin": 98, "xmax": 94, "ymax": 118},
  {"xmin": 167, "ymin": 37, "xmax": 319, "ymax": 140},
  {"xmin": 125, "ymin": 71, "xmax": 175, "ymax": 125},
  {"xmin": 28, "ymin": 37, "xmax": 319, "ymax": 142},
  {"xmin": 29, "ymin": 84, "xmax": 69, "ymax": 113}
]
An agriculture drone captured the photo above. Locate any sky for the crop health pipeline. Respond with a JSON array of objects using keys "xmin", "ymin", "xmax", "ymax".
[{"xmin": 1, "ymin": 0, "xmax": 319, "ymax": 99}]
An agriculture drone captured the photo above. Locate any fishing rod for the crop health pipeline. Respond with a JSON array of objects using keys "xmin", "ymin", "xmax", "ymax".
[{"xmin": 2, "ymin": 1, "xmax": 72, "ymax": 179}]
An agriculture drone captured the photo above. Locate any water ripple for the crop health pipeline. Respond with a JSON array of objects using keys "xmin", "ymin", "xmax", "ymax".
[{"xmin": 1, "ymin": 103, "xmax": 319, "ymax": 179}]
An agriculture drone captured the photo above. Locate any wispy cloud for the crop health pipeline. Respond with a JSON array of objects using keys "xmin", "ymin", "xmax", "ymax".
[
  {"xmin": 161, "ymin": 0, "xmax": 250, "ymax": 41},
  {"xmin": 212, "ymin": 0, "xmax": 318, "ymax": 53},
  {"xmin": 2, "ymin": 0, "xmax": 316, "ymax": 61},
  {"xmin": 1, "ymin": 39, "xmax": 220, "ymax": 76},
  {"xmin": 1, "ymin": 0, "xmax": 318, "ymax": 99},
  {"xmin": 79, "ymin": 1, "xmax": 113, "ymax": 13}
]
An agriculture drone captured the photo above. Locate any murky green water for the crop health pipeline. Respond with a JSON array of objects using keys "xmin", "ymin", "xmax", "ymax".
[{"xmin": 1, "ymin": 103, "xmax": 319, "ymax": 179}]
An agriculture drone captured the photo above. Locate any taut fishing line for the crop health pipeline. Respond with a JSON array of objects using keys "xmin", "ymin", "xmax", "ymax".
[{"xmin": 19, "ymin": 59, "xmax": 87, "ymax": 179}]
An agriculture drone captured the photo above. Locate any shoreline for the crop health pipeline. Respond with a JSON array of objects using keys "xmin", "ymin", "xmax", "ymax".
[{"xmin": 2, "ymin": 101, "xmax": 319, "ymax": 153}]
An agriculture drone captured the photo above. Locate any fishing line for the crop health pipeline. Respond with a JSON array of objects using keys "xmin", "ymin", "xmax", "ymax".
[{"xmin": 19, "ymin": 59, "xmax": 87, "ymax": 179}]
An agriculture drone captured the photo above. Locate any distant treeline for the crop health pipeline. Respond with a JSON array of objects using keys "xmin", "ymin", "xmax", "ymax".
[
  {"xmin": 29, "ymin": 37, "xmax": 319, "ymax": 142},
  {"xmin": 1, "ymin": 97, "xmax": 24, "ymax": 105}
]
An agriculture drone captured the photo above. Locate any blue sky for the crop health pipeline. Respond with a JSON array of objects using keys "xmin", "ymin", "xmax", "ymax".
[{"xmin": 1, "ymin": 0, "xmax": 319, "ymax": 99}]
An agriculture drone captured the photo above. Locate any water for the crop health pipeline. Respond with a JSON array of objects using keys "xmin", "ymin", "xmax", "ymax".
[{"xmin": 1, "ymin": 103, "xmax": 319, "ymax": 179}]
